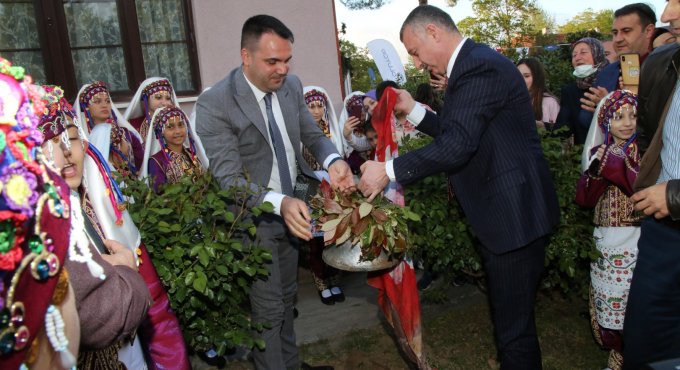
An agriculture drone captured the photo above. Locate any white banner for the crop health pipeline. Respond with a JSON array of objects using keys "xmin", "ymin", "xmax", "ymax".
[{"xmin": 367, "ymin": 39, "xmax": 407, "ymax": 83}]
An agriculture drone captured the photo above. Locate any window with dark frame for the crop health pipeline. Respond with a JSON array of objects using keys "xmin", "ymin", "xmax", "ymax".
[{"xmin": 0, "ymin": 0, "xmax": 200, "ymax": 101}]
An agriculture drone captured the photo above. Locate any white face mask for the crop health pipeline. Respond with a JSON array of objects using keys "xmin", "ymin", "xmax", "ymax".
[{"xmin": 573, "ymin": 64, "xmax": 598, "ymax": 78}]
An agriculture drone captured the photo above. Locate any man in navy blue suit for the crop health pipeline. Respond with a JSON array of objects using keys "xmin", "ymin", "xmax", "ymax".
[{"xmin": 359, "ymin": 5, "xmax": 560, "ymax": 369}]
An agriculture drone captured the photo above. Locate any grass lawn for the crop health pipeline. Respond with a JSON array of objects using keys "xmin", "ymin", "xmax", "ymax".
[
  {"xmin": 217, "ymin": 285, "xmax": 608, "ymax": 370},
  {"xmin": 297, "ymin": 289, "xmax": 608, "ymax": 370}
]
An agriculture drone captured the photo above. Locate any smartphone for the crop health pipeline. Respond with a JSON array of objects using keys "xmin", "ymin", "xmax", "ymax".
[
  {"xmin": 620, "ymin": 53, "xmax": 640, "ymax": 94},
  {"xmin": 349, "ymin": 104, "xmax": 363, "ymax": 121}
]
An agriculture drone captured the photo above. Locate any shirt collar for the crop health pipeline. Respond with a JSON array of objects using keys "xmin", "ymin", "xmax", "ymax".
[
  {"xmin": 243, "ymin": 72, "xmax": 269, "ymax": 102},
  {"xmin": 446, "ymin": 37, "xmax": 468, "ymax": 78}
]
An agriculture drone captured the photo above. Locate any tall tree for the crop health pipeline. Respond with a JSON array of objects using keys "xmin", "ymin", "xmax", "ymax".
[
  {"xmin": 558, "ymin": 8, "xmax": 614, "ymax": 34},
  {"xmin": 456, "ymin": 0, "xmax": 539, "ymax": 49},
  {"xmin": 339, "ymin": 38, "xmax": 380, "ymax": 92}
]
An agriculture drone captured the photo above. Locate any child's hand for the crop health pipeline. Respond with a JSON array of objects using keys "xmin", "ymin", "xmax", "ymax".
[{"xmin": 595, "ymin": 144, "xmax": 606, "ymax": 160}]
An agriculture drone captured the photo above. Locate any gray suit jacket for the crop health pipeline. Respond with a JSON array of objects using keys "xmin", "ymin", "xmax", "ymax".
[{"xmin": 195, "ymin": 66, "xmax": 337, "ymax": 207}]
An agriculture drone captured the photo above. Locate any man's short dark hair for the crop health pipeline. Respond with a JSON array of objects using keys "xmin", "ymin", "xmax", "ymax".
[
  {"xmin": 614, "ymin": 3, "xmax": 657, "ymax": 28},
  {"xmin": 241, "ymin": 14, "xmax": 294, "ymax": 50},
  {"xmin": 400, "ymin": 5, "xmax": 457, "ymax": 41}
]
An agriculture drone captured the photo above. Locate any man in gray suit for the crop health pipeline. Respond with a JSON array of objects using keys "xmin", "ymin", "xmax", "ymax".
[{"xmin": 195, "ymin": 14, "xmax": 353, "ymax": 370}]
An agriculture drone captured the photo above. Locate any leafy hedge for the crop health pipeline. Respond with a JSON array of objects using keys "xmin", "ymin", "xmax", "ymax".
[
  {"xmin": 123, "ymin": 172, "xmax": 273, "ymax": 355},
  {"xmin": 400, "ymin": 130, "xmax": 596, "ymax": 296}
]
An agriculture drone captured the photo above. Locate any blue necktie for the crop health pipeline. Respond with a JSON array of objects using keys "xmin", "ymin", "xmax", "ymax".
[{"xmin": 264, "ymin": 93, "xmax": 294, "ymax": 196}]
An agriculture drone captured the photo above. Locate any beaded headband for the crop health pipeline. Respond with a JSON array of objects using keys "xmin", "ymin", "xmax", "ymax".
[
  {"xmin": 39, "ymin": 86, "xmax": 77, "ymax": 141},
  {"xmin": 78, "ymin": 81, "xmax": 109, "ymax": 106},
  {"xmin": 304, "ymin": 89, "xmax": 327, "ymax": 106},
  {"xmin": 142, "ymin": 79, "xmax": 174, "ymax": 99},
  {"xmin": 152, "ymin": 106, "xmax": 188, "ymax": 138},
  {"xmin": 345, "ymin": 94, "xmax": 364, "ymax": 112},
  {"xmin": 597, "ymin": 90, "xmax": 637, "ymax": 132}
]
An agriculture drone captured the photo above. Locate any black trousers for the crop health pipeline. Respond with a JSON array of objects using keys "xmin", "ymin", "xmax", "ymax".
[
  {"xmin": 478, "ymin": 236, "xmax": 546, "ymax": 370},
  {"xmin": 623, "ymin": 218, "xmax": 680, "ymax": 369}
]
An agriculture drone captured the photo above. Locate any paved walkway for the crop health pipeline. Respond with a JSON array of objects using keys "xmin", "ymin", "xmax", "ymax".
[{"xmin": 294, "ymin": 269, "xmax": 381, "ymax": 345}]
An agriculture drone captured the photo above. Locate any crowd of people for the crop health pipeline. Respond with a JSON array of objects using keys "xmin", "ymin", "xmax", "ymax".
[{"xmin": 2, "ymin": 1, "xmax": 680, "ymax": 370}]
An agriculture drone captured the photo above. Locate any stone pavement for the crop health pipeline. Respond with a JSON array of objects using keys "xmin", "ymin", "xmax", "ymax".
[{"xmin": 294, "ymin": 269, "xmax": 381, "ymax": 345}]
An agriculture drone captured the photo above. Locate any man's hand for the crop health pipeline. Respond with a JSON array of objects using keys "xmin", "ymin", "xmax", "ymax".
[
  {"xmin": 328, "ymin": 159, "xmax": 356, "ymax": 194},
  {"xmin": 632, "ymin": 182, "xmax": 669, "ymax": 219},
  {"xmin": 430, "ymin": 72, "xmax": 448, "ymax": 92},
  {"xmin": 580, "ymin": 86, "xmax": 609, "ymax": 112},
  {"xmin": 394, "ymin": 89, "xmax": 416, "ymax": 118},
  {"xmin": 101, "ymin": 239, "xmax": 137, "ymax": 270},
  {"xmin": 359, "ymin": 160, "xmax": 389, "ymax": 202},
  {"xmin": 281, "ymin": 196, "xmax": 312, "ymax": 241}
]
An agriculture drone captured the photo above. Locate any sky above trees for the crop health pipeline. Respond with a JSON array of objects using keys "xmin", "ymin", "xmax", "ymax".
[{"xmin": 335, "ymin": 0, "xmax": 667, "ymax": 63}]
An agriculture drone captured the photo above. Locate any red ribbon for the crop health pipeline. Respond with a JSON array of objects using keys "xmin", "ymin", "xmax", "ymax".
[{"xmin": 371, "ymin": 87, "xmax": 398, "ymax": 162}]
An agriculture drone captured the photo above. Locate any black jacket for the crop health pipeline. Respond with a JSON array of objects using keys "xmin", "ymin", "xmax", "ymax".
[{"xmin": 637, "ymin": 42, "xmax": 680, "ymax": 219}]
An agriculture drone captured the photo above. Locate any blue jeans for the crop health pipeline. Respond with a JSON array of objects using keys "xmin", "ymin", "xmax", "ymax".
[{"xmin": 623, "ymin": 218, "xmax": 680, "ymax": 369}]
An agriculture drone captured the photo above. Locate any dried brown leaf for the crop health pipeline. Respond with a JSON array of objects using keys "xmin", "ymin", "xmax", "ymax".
[
  {"xmin": 324, "ymin": 198, "xmax": 343, "ymax": 214},
  {"xmin": 371, "ymin": 209, "xmax": 389, "ymax": 223},
  {"xmin": 335, "ymin": 215, "xmax": 352, "ymax": 241},
  {"xmin": 351, "ymin": 207, "xmax": 361, "ymax": 226},
  {"xmin": 352, "ymin": 216, "xmax": 370, "ymax": 236}
]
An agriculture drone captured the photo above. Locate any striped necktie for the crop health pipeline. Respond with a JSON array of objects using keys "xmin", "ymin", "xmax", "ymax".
[{"xmin": 264, "ymin": 93, "xmax": 294, "ymax": 196}]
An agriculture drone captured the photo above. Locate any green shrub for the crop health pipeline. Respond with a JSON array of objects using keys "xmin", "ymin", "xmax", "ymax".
[
  {"xmin": 123, "ymin": 172, "xmax": 273, "ymax": 355},
  {"xmin": 400, "ymin": 129, "xmax": 596, "ymax": 296}
]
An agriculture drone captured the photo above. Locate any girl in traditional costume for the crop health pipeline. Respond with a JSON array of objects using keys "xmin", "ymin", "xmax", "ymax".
[
  {"xmin": 575, "ymin": 90, "xmax": 641, "ymax": 370},
  {"xmin": 138, "ymin": 106, "xmax": 206, "ymax": 190},
  {"xmin": 0, "ymin": 59, "xmax": 81, "ymax": 370},
  {"xmin": 75, "ymin": 81, "xmax": 144, "ymax": 178},
  {"xmin": 339, "ymin": 91, "xmax": 373, "ymax": 173},
  {"xmin": 302, "ymin": 86, "xmax": 345, "ymax": 304},
  {"xmin": 124, "ymin": 77, "xmax": 177, "ymax": 145},
  {"xmin": 40, "ymin": 87, "xmax": 190, "ymax": 370}
]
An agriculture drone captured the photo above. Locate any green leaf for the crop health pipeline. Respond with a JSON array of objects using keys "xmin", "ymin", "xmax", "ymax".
[
  {"xmin": 198, "ymin": 248, "xmax": 209, "ymax": 267},
  {"xmin": 358, "ymin": 202, "xmax": 373, "ymax": 218},
  {"xmin": 184, "ymin": 271, "xmax": 195, "ymax": 286},
  {"xmin": 321, "ymin": 217, "xmax": 342, "ymax": 232},
  {"xmin": 193, "ymin": 271, "xmax": 207, "ymax": 292}
]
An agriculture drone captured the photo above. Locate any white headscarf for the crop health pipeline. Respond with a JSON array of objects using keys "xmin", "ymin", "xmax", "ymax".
[
  {"xmin": 303, "ymin": 85, "xmax": 346, "ymax": 157},
  {"xmin": 138, "ymin": 106, "xmax": 208, "ymax": 181},
  {"xmin": 581, "ymin": 91, "xmax": 616, "ymax": 172},
  {"xmin": 337, "ymin": 90, "xmax": 367, "ymax": 155},
  {"xmin": 74, "ymin": 82, "xmax": 142, "ymax": 162},
  {"xmin": 123, "ymin": 77, "xmax": 179, "ymax": 123}
]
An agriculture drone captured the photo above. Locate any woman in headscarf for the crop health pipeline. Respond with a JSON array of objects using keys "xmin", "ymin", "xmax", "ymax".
[
  {"xmin": 139, "ymin": 106, "xmax": 206, "ymax": 190},
  {"xmin": 575, "ymin": 90, "xmax": 641, "ymax": 370},
  {"xmin": 74, "ymin": 81, "xmax": 144, "ymax": 177},
  {"xmin": 339, "ymin": 91, "xmax": 373, "ymax": 173},
  {"xmin": 124, "ymin": 77, "xmax": 177, "ymax": 144},
  {"xmin": 302, "ymin": 86, "xmax": 345, "ymax": 304},
  {"xmin": 555, "ymin": 38, "xmax": 609, "ymax": 144},
  {"xmin": 41, "ymin": 86, "xmax": 190, "ymax": 370}
]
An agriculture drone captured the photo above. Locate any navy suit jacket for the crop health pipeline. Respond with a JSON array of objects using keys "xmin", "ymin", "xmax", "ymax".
[{"xmin": 394, "ymin": 39, "xmax": 560, "ymax": 253}]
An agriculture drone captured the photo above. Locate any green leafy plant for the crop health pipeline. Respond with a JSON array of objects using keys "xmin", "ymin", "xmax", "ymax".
[
  {"xmin": 399, "ymin": 129, "xmax": 596, "ymax": 296},
  {"xmin": 122, "ymin": 172, "xmax": 273, "ymax": 355},
  {"xmin": 310, "ymin": 180, "xmax": 420, "ymax": 260}
]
